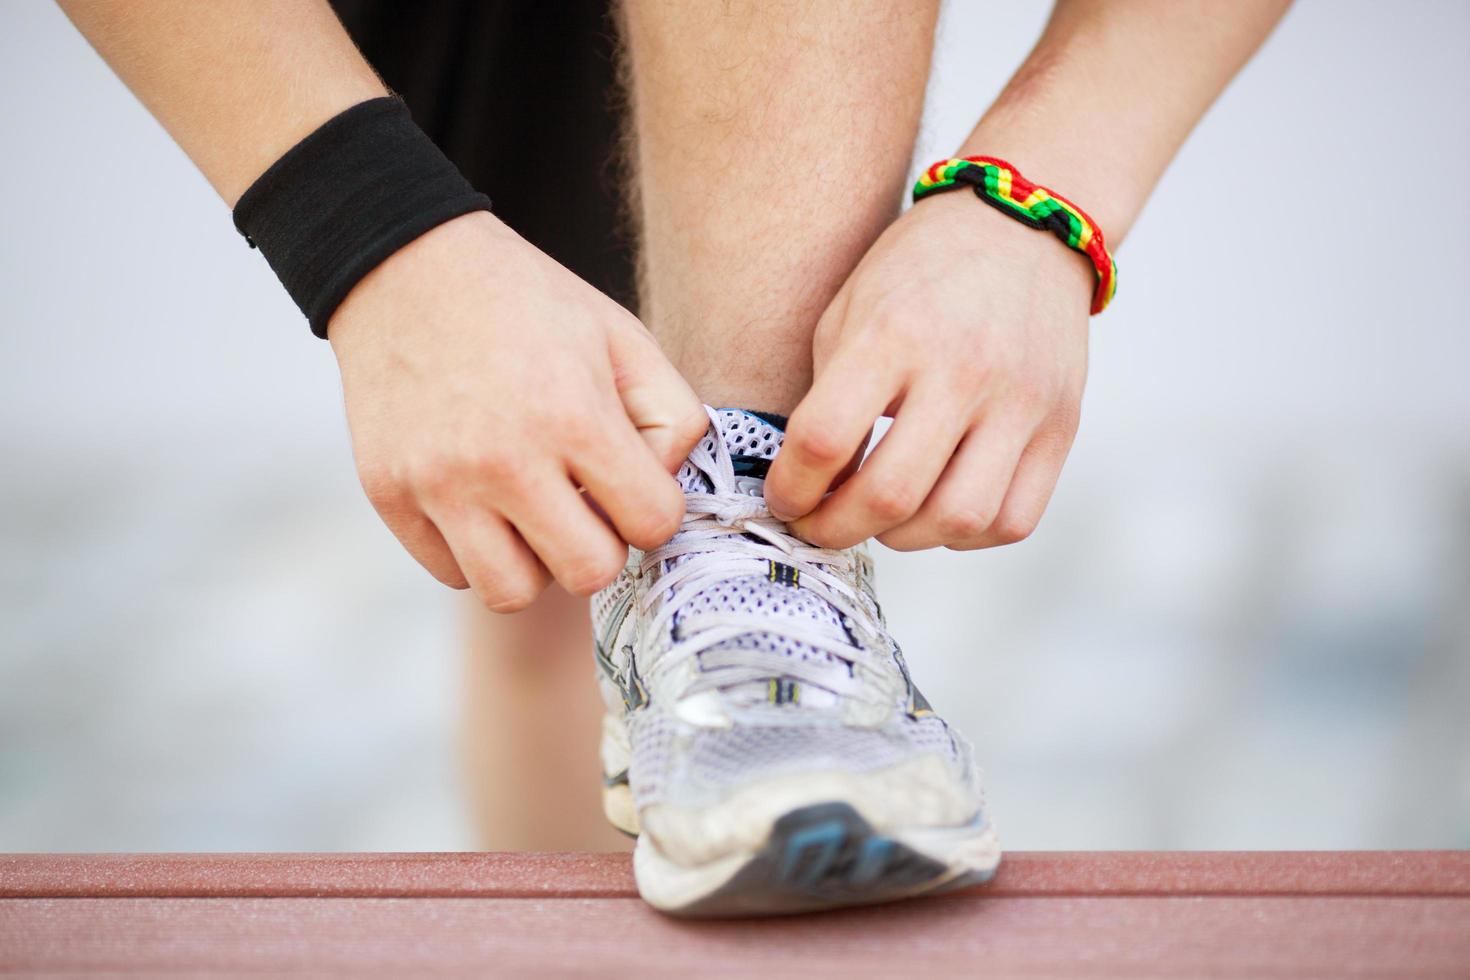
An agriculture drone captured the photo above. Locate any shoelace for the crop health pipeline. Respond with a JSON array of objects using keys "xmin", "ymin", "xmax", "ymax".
[{"xmin": 638, "ymin": 410, "xmax": 896, "ymax": 705}]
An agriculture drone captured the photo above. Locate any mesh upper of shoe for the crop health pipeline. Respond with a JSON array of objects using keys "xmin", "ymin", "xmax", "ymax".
[
  {"xmin": 598, "ymin": 408, "xmax": 974, "ymax": 811},
  {"xmin": 675, "ymin": 410, "xmax": 782, "ymax": 488},
  {"xmin": 672, "ymin": 411, "xmax": 851, "ymax": 708},
  {"xmin": 626, "ymin": 702, "xmax": 965, "ymax": 809}
]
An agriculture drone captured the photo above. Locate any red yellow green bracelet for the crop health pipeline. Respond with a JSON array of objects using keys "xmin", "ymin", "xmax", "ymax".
[{"xmin": 913, "ymin": 156, "xmax": 1118, "ymax": 315}]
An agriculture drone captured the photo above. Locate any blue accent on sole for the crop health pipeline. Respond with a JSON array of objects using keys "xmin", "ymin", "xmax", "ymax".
[
  {"xmin": 850, "ymin": 836, "xmax": 893, "ymax": 886},
  {"xmin": 780, "ymin": 820, "xmax": 845, "ymax": 886},
  {"xmin": 671, "ymin": 802, "xmax": 995, "ymax": 918}
]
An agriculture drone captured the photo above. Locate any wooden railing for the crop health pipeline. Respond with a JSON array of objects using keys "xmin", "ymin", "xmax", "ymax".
[{"xmin": 3, "ymin": 851, "xmax": 1467, "ymax": 975}]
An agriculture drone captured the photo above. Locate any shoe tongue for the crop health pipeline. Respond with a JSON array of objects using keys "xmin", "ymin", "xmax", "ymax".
[
  {"xmin": 672, "ymin": 408, "xmax": 851, "ymax": 709},
  {"xmin": 676, "ymin": 408, "xmax": 787, "ymax": 494}
]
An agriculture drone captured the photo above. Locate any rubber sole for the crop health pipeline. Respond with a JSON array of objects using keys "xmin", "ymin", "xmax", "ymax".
[{"xmin": 636, "ymin": 801, "xmax": 1000, "ymax": 917}]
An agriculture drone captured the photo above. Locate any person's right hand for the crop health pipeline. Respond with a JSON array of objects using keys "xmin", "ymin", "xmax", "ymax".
[{"xmin": 328, "ymin": 211, "xmax": 707, "ymax": 611}]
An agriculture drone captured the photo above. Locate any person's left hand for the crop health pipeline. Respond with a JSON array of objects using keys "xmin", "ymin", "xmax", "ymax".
[{"xmin": 764, "ymin": 190, "xmax": 1093, "ymax": 551}]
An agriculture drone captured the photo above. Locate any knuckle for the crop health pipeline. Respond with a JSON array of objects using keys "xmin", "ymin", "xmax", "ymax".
[
  {"xmin": 557, "ymin": 413, "xmax": 601, "ymax": 455},
  {"xmin": 620, "ymin": 516, "xmax": 665, "ymax": 551},
  {"xmin": 403, "ymin": 454, "xmax": 460, "ymax": 501},
  {"xmin": 1010, "ymin": 378, "xmax": 1056, "ymax": 415},
  {"xmin": 476, "ymin": 449, "xmax": 529, "ymax": 489},
  {"xmin": 875, "ymin": 529, "xmax": 925, "ymax": 553},
  {"xmin": 1037, "ymin": 413, "xmax": 1081, "ymax": 459},
  {"xmin": 876, "ymin": 308, "xmax": 922, "ymax": 340},
  {"xmin": 791, "ymin": 425, "xmax": 847, "ymax": 467},
  {"xmin": 864, "ymin": 478, "xmax": 921, "ymax": 522},
  {"xmin": 936, "ymin": 504, "xmax": 997, "ymax": 541},
  {"xmin": 404, "ymin": 445, "xmax": 536, "ymax": 506},
  {"xmin": 810, "ymin": 318, "xmax": 840, "ymax": 363},
  {"xmin": 562, "ymin": 550, "xmax": 626, "ymax": 596},
  {"xmin": 798, "ymin": 524, "xmax": 844, "ymax": 550},
  {"xmin": 992, "ymin": 511, "xmax": 1038, "ymax": 545},
  {"xmin": 1032, "ymin": 435, "xmax": 1073, "ymax": 469},
  {"xmin": 1051, "ymin": 398, "xmax": 1082, "ymax": 437},
  {"xmin": 359, "ymin": 464, "xmax": 407, "ymax": 510}
]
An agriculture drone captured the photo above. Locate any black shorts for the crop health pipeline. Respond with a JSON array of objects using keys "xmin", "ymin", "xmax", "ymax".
[{"xmin": 333, "ymin": 0, "xmax": 635, "ymax": 311}]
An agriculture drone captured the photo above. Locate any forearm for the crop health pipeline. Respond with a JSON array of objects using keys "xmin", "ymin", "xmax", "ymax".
[
  {"xmin": 57, "ymin": 0, "xmax": 385, "ymax": 205},
  {"xmin": 962, "ymin": 0, "xmax": 1290, "ymax": 242},
  {"xmin": 60, "ymin": 2, "xmax": 707, "ymax": 609}
]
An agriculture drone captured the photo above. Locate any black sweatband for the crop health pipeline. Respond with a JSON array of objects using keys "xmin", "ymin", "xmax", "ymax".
[{"xmin": 232, "ymin": 97, "xmax": 492, "ymax": 338}]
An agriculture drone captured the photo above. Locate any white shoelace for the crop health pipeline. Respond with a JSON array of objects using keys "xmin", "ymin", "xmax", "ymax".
[{"xmin": 638, "ymin": 411, "xmax": 894, "ymax": 705}]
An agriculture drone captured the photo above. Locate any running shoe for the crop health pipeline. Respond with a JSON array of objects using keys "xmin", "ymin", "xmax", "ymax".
[{"xmin": 592, "ymin": 407, "xmax": 999, "ymax": 916}]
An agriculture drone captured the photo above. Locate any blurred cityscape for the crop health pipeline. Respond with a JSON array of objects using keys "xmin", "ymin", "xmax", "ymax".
[{"xmin": 1, "ymin": 1, "xmax": 1466, "ymax": 852}]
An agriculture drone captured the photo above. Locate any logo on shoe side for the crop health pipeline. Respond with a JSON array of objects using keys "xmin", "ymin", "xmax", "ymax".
[
  {"xmin": 767, "ymin": 560, "xmax": 799, "ymax": 587},
  {"xmin": 594, "ymin": 584, "xmax": 650, "ymax": 711},
  {"xmin": 595, "ymin": 639, "xmax": 648, "ymax": 712}
]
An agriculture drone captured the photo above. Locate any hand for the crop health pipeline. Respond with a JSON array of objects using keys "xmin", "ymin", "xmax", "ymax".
[
  {"xmin": 329, "ymin": 211, "xmax": 707, "ymax": 610},
  {"xmin": 765, "ymin": 192, "xmax": 1091, "ymax": 551}
]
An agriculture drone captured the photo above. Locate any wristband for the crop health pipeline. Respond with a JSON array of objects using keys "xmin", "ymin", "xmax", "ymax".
[
  {"xmin": 913, "ymin": 156, "xmax": 1117, "ymax": 314},
  {"xmin": 233, "ymin": 97, "xmax": 492, "ymax": 338}
]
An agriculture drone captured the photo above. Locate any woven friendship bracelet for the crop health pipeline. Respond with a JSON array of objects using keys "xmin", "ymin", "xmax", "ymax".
[{"xmin": 913, "ymin": 156, "xmax": 1117, "ymax": 314}]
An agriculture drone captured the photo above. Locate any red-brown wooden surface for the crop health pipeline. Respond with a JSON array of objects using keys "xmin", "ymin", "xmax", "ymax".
[{"xmin": 2, "ymin": 851, "xmax": 1467, "ymax": 976}]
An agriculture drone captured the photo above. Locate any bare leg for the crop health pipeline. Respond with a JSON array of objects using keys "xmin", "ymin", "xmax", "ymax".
[
  {"xmin": 458, "ymin": 3, "xmax": 940, "ymax": 851},
  {"xmin": 460, "ymin": 589, "xmax": 630, "ymax": 852},
  {"xmin": 620, "ymin": 0, "xmax": 940, "ymax": 413}
]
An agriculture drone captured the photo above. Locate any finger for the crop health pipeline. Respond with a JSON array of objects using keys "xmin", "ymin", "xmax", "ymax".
[
  {"xmin": 875, "ymin": 414, "xmax": 1031, "ymax": 553},
  {"xmin": 569, "ymin": 410, "xmax": 689, "ymax": 551},
  {"xmin": 950, "ymin": 422, "xmax": 1076, "ymax": 551},
  {"xmin": 765, "ymin": 346, "xmax": 903, "ymax": 521},
  {"xmin": 605, "ymin": 315, "xmax": 709, "ymax": 471},
  {"xmin": 501, "ymin": 471, "xmax": 630, "ymax": 596},
  {"xmin": 789, "ymin": 387, "xmax": 968, "ymax": 550},
  {"xmin": 428, "ymin": 506, "xmax": 552, "ymax": 612},
  {"xmin": 362, "ymin": 480, "xmax": 470, "ymax": 589}
]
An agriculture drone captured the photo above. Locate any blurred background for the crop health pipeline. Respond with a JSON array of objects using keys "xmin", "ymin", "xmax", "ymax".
[{"xmin": 1, "ymin": 0, "xmax": 1467, "ymax": 853}]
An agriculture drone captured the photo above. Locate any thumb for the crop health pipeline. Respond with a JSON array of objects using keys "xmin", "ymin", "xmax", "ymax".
[{"xmin": 606, "ymin": 319, "xmax": 709, "ymax": 471}]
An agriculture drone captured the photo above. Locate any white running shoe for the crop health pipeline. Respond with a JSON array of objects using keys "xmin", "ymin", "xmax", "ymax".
[{"xmin": 593, "ymin": 407, "xmax": 999, "ymax": 916}]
